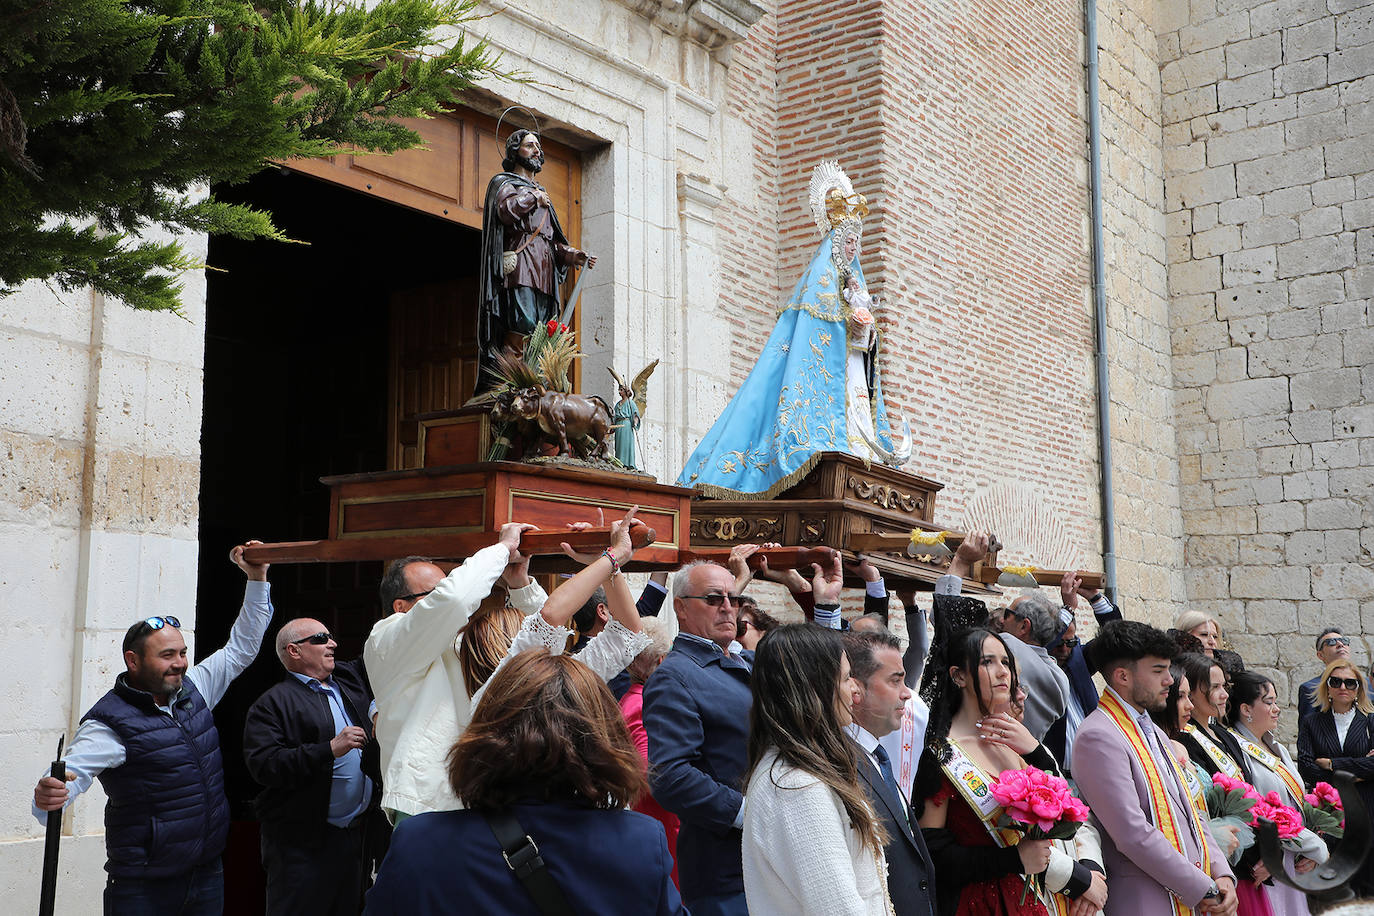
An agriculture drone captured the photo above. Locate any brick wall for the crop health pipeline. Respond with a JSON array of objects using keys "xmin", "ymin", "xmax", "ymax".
[
  {"xmin": 717, "ymin": 2, "xmax": 784, "ymax": 385},
  {"xmin": 703, "ymin": 0, "xmax": 1192, "ymax": 623},
  {"xmin": 1160, "ymin": 0, "xmax": 1374, "ymax": 724}
]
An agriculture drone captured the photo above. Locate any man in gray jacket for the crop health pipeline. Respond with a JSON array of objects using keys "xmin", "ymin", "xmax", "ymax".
[{"xmin": 992, "ymin": 590, "xmax": 1072, "ymax": 740}]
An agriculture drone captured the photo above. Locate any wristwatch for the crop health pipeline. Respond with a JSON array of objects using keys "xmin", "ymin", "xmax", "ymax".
[{"xmin": 1202, "ymin": 880, "xmax": 1221, "ymax": 899}]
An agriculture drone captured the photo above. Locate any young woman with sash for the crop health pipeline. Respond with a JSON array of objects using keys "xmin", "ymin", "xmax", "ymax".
[
  {"xmin": 1296, "ymin": 660, "xmax": 1374, "ymax": 896},
  {"xmin": 1154, "ymin": 659, "xmax": 1273, "ymax": 916},
  {"xmin": 913, "ymin": 628, "xmax": 1056, "ymax": 916},
  {"xmin": 1178, "ymin": 653, "xmax": 1253, "ymax": 783},
  {"xmin": 1226, "ymin": 671, "xmax": 1325, "ymax": 916}
]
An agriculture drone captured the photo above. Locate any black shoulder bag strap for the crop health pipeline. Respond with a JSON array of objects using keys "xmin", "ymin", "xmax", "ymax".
[{"xmin": 482, "ymin": 809, "xmax": 577, "ymax": 916}]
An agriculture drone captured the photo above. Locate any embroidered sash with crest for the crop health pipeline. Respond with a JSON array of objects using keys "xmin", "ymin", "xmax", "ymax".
[
  {"xmin": 938, "ymin": 739, "xmax": 1070, "ymax": 915},
  {"xmin": 1229, "ymin": 729, "xmax": 1305, "ymax": 804},
  {"xmin": 1183, "ymin": 723, "xmax": 1244, "ymax": 779},
  {"xmin": 1098, "ymin": 691, "xmax": 1212, "ymax": 916}
]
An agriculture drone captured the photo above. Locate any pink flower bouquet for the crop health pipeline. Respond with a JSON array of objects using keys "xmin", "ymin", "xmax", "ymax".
[
  {"xmin": 1203, "ymin": 773, "xmax": 1262, "ymax": 864},
  {"xmin": 1302, "ymin": 781, "xmax": 1345, "ymax": 839},
  {"xmin": 1249, "ymin": 790, "xmax": 1331, "ymax": 864},
  {"xmin": 990, "ymin": 766, "xmax": 1091, "ymax": 903}
]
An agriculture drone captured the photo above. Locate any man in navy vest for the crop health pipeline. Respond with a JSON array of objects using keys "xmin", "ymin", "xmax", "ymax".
[{"xmin": 33, "ymin": 541, "xmax": 274, "ymax": 915}]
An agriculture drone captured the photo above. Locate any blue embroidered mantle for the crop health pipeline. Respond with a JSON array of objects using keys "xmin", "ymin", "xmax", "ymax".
[{"xmin": 676, "ymin": 231, "xmax": 895, "ymax": 499}]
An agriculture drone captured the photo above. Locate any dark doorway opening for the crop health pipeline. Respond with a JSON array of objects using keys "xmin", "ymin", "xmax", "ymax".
[{"xmin": 197, "ymin": 167, "xmax": 477, "ymax": 914}]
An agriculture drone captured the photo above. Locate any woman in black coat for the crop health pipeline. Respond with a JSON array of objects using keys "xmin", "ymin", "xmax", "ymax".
[{"xmin": 1296, "ymin": 659, "xmax": 1374, "ymax": 897}]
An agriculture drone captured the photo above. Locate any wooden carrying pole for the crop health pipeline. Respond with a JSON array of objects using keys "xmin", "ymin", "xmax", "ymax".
[{"xmin": 241, "ymin": 532, "xmax": 839, "ymax": 574}]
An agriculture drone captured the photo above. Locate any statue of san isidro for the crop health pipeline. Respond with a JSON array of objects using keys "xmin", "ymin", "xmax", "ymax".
[{"xmin": 476, "ymin": 128, "xmax": 595, "ymax": 395}]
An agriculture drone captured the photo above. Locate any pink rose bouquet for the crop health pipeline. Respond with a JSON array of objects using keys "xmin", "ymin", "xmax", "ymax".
[{"xmin": 990, "ymin": 766, "xmax": 1091, "ymax": 903}]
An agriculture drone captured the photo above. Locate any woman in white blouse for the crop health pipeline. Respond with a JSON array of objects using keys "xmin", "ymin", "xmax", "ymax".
[
  {"xmin": 1297, "ymin": 659, "xmax": 1374, "ymax": 896},
  {"xmin": 742, "ymin": 624, "xmax": 893, "ymax": 916}
]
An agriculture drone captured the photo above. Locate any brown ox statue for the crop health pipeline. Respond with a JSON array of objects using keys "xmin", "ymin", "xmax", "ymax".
[{"xmin": 509, "ymin": 385, "xmax": 613, "ymax": 460}]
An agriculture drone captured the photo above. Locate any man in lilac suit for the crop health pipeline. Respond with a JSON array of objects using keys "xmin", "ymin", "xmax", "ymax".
[{"xmin": 1073, "ymin": 621, "xmax": 1238, "ymax": 916}]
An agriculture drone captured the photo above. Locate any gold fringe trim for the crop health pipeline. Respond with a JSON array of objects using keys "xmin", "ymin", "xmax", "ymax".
[{"xmin": 688, "ymin": 452, "xmax": 825, "ymax": 502}]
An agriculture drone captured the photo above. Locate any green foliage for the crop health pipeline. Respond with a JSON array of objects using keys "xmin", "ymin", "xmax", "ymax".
[
  {"xmin": 1301, "ymin": 799, "xmax": 1344, "ymax": 840},
  {"xmin": 0, "ymin": 0, "xmax": 503, "ymax": 312}
]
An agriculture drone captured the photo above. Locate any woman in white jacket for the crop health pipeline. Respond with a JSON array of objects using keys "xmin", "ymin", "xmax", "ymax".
[{"xmin": 743, "ymin": 624, "xmax": 894, "ymax": 916}]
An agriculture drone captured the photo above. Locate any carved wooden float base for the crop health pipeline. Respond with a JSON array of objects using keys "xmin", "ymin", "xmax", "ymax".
[{"xmin": 689, "ymin": 452, "xmax": 999, "ymax": 593}]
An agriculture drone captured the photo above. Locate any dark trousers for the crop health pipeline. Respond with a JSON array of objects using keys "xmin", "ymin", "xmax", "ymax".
[
  {"xmin": 261, "ymin": 818, "xmax": 366, "ymax": 916},
  {"xmin": 104, "ymin": 858, "xmax": 223, "ymax": 916},
  {"xmin": 685, "ymin": 890, "xmax": 749, "ymax": 916}
]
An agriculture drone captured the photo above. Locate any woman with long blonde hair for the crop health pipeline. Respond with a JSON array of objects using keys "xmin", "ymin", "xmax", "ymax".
[{"xmin": 1298, "ymin": 658, "xmax": 1374, "ymax": 896}]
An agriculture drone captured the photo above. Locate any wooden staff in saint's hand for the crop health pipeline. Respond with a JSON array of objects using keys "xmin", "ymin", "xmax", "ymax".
[{"xmin": 39, "ymin": 735, "xmax": 66, "ymax": 916}]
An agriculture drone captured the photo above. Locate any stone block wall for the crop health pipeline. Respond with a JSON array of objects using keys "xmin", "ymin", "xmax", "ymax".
[
  {"xmin": 1097, "ymin": 0, "xmax": 1192, "ymax": 618},
  {"xmin": 1160, "ymin": 0, "xmax": 1374, "ymax": 719},
  {"xmin": 0, "ymin": 234, "xmax": 208, "ymax": 909}
]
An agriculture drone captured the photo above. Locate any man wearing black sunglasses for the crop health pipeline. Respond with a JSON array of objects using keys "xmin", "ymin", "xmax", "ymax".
[
  {"xmin": 1299, "ymin": 627, "xmax": 1364, "ymax": 724},
  {"xmin": 244, "ymin": 619, "xmax": 380, "ymax": 916},
  {"xmin": 32, "ymin": 541, "xmax": 274, "ymax": 915}
]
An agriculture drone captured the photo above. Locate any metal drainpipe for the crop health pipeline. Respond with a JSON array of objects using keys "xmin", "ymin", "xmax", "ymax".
[{"xmin": 1085, "ymin": 0, "xmax": 1118, "ymax": 601}]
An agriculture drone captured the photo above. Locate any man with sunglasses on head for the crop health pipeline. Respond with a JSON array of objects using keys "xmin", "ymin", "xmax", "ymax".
[
  {"xmin": 642, "ymin": 559, "xmax": 769, "ymax": 916},
  {"xmin": 243, "ymin": 620, "xmax": 380, "ymax": 916},
  {"xmin": 32, "ymin": 541, "xmax": 274, "ymax": 916},
  {"xmin": 1299, "ymin": 628, "xmax": 1364, "ymax": 723}
]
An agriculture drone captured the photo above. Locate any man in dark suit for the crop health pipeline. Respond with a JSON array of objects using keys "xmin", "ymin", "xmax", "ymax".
[
  {"xmin": 843, "ymin": 630, "xmax": 937, "ymax": 916},
  {"xmin": 643, "ymin": 561, "xmax": 753, "ymax": 916},
  {"xmin": 244, "ymin": 618, "xmax": 381, "ymax": 916}
]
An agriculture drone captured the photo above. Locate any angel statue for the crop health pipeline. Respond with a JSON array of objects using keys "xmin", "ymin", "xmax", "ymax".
[
  {"xmin": 608, "ymin": 360, "xmax": 658, "ymax": 470},
  {"xmin": 676, "ymin": 161, "xmax": 911, "ymax": 498}
]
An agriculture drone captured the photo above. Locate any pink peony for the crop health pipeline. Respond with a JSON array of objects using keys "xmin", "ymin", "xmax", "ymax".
[
  {"xmin": 1313, "ymin": 782, "xmax": 1343, "ymax": 810},
  {"xmin": 1306, "ymin": 793, "xmax": 1320, "ymax": 807},
  {"xmin": 1062, "ymin": 795, "xmax": 1091, "ymax": 822},
  {"xmin": 991, "ymin": 767, "xmax": 1085, "ymax": 833},
  {"xmin": 991, "ymin": 770, "xmax": 1032, "ymax": 807},
  {"xmin": 1212, "ymin": 773, "xmax": 1261, "ymax": 799},
  {"xmin": 1248, "ymin": 800, "xmax": 1277, "ymax": 827},
  {"xmin": 1268, "ymin": 804, "xmax": 1305, "ymax": 839}
]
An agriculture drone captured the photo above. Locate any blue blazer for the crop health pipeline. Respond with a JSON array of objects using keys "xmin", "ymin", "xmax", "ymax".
[
  {"xmin": 643, "ymin": 635, "xmax": 752, "ymax": 903},
  {"xmin": 363, "ymin": 802, "xmax": 684, "ymax": 915}
]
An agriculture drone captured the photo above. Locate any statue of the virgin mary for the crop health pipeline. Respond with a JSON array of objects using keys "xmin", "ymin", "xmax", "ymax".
[{"xmin": 677, "ymin": 162, "xmax": 911, "ymax": 499}]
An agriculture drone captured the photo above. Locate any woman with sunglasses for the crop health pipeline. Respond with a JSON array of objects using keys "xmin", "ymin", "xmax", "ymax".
[
  {"xmin": 1297, "ymin": 659, "xmax": 1374, "ymax": 896},
  {"xmin": 1227, "ymin": 671, "xmax": 1325, "ymax": 916}
]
